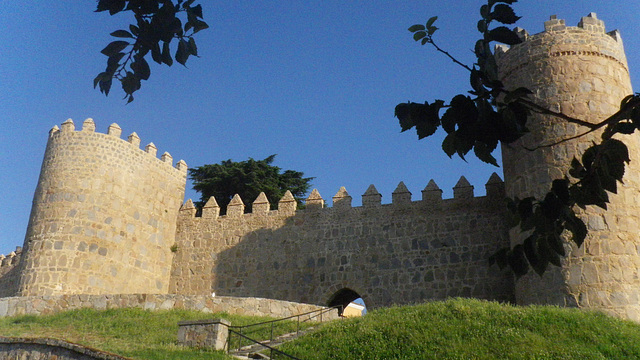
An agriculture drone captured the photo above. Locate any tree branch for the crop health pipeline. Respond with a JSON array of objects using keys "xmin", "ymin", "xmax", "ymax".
[
  {"xmin": 515, "ymin": 97, "xmax": 597, "ymax": 129},
  {"xmin": 520, "ymin": 96, "xmax": 640, "ymax": 150},
  {"xmin": 426, "ymin": 37, "xmax": 473, "ymax": 72}
]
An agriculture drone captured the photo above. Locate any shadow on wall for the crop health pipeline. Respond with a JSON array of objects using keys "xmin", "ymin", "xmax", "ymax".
[
  {"xmin": 0, "ymin": 249, "xmax": 22, "ymax": 298},
  {"xmin": 170, "ymin": 185, "xmax": 514, "ymax": 309},
  {"xmin": 0, "ymin": 266, "xmax": 20, "ymax": 298}
]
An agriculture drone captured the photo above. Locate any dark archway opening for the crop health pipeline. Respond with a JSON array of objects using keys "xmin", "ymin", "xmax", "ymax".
[{"xmin": 328, "ymin": 288, "xmax": 366, "ymax": 316}]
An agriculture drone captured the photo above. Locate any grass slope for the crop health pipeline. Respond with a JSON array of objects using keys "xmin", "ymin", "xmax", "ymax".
[
  {"xmin": 0, "ymin": 307, "xmax": 306, "ymax": 360},
  {"xmin": 281, "ymin": 298, "xmax": 640, "ymax": 360}
]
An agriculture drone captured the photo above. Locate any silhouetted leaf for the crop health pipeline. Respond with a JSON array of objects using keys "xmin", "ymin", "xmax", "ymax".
[
  {"xmin": 162, "ymin": 42, "xmax": 173, "ymax": 66},
  {"xmin": 101, "ymin": 41, "xmax": 129, "ymax": 56},
  {"xmin": 601, "ymin": 139, "xmax": 630, "ymax": 182},
  {"xmin": 426, "ymin": 16, "xmax": 438, "ymax": 28},
  {"xmin": 470, "ymin": 69, "xmax": 484, "ymax": 93},
  {"xmin": 175, "ymin": 39, "xmax": 189, "ymax": 65},
  {"xmin": 524, "ymin": 235, "xmax": 548, "ymax": 276},
  {"xmin": 480, "ymin": 5, "xmax": 490, "ymax": 19},
  {"xmin": 188, "ymin": 37, "xmax": 198, "ymax": 55},
  {"xmin": 541, "ymin": 192, "xmax": 562, "ymax": 220},
  {"xmin": 474, "ymin": 39, "xmax": 488, "ymax": 59},
  {"xmin": 191, "ymin": 4, "xmax": 203, "ymax": 18},
  {"xmin": 93, "ymin": 72, "xmax": 108, "ymax": 88},
  {"xmin": 489, "ymin": 248, "xmax": 509, "ymax": 269},
  {"xmin": 477, "ymin": 20, "xmax": 488, "ymax": 33},
  {"xmin": 408, "ymin": 24, "xmax": 426, "ymax": 32},
  {"xmin": 192, "ymin": 19, "xmax": 209, "ymax": 33},
  {"xmin": 413, "ymin": 31, "xmax": 427, "ymax": 41},
  {"xmin": 569, "ymin": 158, "xmax": 586, "ymax": 179},
  {"xmin": 121, "ymin": 71, "xmax": 141, "ymax": 96},
  {"xmin": 96, "ymin": 0, "xmax": 126, "ymax": 15},
  {"xmin": 395, "ymin": 103, "xmax": 414, "ymax": 132},
  {"xmin": 106, "ymin": 52, "xmax": 125, "ymax": 73},
  {"xmin": 129, "ymin": 24, "xmax": 139, "ymax": 36},
  {"xmin": 547, "ymin": 233, "xmax": 565, "ymax": 257},
  {"xmin": 442, "ymin": 133, "xmax": 457, "ymax": 158},
  {"xmin": 151, "ymin": 42, "xmax": 162, "ymax": 64},
  {"xmin": 488, "ymin": 26, "xmax": 522, "ymax": 45},
  {"xmin": 508, "ymin": 245, "xmax": 529, "ymax": 278},
  {"xmin": 131, "ymin": 57, "xmax": 151, "ymax": 80},
  {"xmin": 491, "ymin": 4, "xmax": 520, "ymax": 24},
  {"xmin": 598, "ymin": 172, "xmax": 618, "ymax": 194},
  {"xmin": 517, "ymin": 197, "xmax": 534, "ymax": 220},
  {"xmin": 182, "ymin": 0, "xmax": 196, "ymax": 9},
  {"xmin": 473, "ymin": 141, "xmax": 498, "ymax": 166},
  {"xmin": 110, "ymin": 29, "xmax": 134, "ymax": 38},
  {"xmin": 611, "ymin": 122, "xmax": 637, "ymax": 135},
  {"xmin": 551, "ymin": 179, "xmax": 570, "ymax": 205},
  {"xmin": 99, "ymin": 78, "xmax": 112, "ymax": 96}
]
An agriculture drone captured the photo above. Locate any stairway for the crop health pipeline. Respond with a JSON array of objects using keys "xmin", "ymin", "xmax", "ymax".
[{"xmin": 229, "ymin": 327, "xmax": 314, "ymax": 359}]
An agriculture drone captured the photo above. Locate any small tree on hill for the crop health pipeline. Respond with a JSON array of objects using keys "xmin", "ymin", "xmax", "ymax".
[{"xmin": 189, "ymin": 155, "xmax": 314, "ymax": 215}]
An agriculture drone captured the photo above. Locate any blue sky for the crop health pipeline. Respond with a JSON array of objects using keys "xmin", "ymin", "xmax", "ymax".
[{"xmin": 1, "ymin": 1, "xmax": 639, "ymax": 255}]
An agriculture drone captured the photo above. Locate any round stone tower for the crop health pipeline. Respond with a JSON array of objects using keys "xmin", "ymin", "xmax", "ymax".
[
  {"xmin": 17, "ymin": 119, "xmax": 187, "ymax": 296},
  {"xmin": 496, "ymin": 13, "xmax": 640, "ymax": 320}
]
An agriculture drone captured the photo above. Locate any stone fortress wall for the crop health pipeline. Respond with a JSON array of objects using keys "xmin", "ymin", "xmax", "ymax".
[
  {"xmin": 496, "ymin": 13, "xmax": 640, "ymax": 320},
  {"xmin": 0, "ymin": 247, "xmax": 22, "ymax": 298},
  {"xmin": 171, "ymin": 176, "xmax": 513, "ymax": 309},
  {"xmin": 0, "ymin": 13, "xmax": 639, "ymax": 320}
]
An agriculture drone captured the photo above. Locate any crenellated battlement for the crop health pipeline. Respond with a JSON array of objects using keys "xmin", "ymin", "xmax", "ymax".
[
  {"xmin": 495, "ymin": 13, "xmax": 629, "ymax": 87},
  {"xmin": 0, "ymin": 247, "xmax": 21, "ymax": 270},
  {"xmin": 0, "ymin": 246, "xmax": 22, "ymax": 298},
  {"xmin": 177, "ymin": 173, "xmax": 506, "ymax": 222},
  {"xmin": 48, "ymin": 118, "xmax": 187, "ymax": 173},
  {"xmin": 499, "ymin": 13, "xmax": 622, "ymax": 45}
]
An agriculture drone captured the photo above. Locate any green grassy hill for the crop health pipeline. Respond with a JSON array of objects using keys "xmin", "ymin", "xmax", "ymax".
[
  {"xmin": 3, "ymin": 298, "xmax": 640, "ymax": 359},
  {"xmin": 281, "ymin": 298, "xmax": 640, "ymax": 359},
  {"xmin": 0, "ymin": 307, "xmax": 299, "ymax": 360}
]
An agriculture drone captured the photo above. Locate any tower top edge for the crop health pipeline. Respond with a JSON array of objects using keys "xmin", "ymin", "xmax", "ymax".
[
  {"xmin": 502, "ymin": 13, "xmax": 622, "ymax": 46},
  {"xmin": 48, "ymin": 119, "xmax": 188, "ymax": 173}
]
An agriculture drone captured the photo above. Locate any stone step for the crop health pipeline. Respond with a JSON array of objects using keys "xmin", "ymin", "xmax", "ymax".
[{"xmin": 230, "ymin": 327, "xmax": 315, "ymax": 358}]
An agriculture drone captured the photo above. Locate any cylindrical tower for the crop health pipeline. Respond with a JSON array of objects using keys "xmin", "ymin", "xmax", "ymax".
[
  {"xmin": 17, "ymin": 119, "xmax": 187, "ymax": 296},
  {"xmin": 496, "ymin": 13, "xmax": 640, "ymax": 320}
]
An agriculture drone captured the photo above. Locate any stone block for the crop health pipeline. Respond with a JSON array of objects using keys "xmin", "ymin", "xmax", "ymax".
[{"xmin": 178, "ymin": 319, "xmax": 231, "ymax": 350}]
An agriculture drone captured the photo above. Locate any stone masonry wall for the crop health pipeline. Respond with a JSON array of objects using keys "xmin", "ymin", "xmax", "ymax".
[
  {"xmin": 0, "ymin": 294, "xmax": 333, "ymax": 319},
  {"xmin": 170, "ymin": 175, "xmax": 514, "ymax": 309},
  {"xmin": 0, "ymin": 247, "xmax": 22, "ymax": 298},
  {"xmin": 496, "ymin": 14, "xmax": 640, "ymax": 320},
  {"xmin": 16, "ymin": 119, "xmax": 187, "ymax": 296},
  {"xmin": 0, "ymin": 337, "xmax": 130, "ymax": 360}
]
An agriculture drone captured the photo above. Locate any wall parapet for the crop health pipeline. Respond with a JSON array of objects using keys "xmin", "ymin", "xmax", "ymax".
[
  {"xmin": 50, "ymin": 118, "xmax": 187, "ymax": 174},
  {"xmin": 0, "ymin": 246, "xmax": 22, "ymax": 271},
  {"xmin": 495, "ymin": 13, "xmax": 629, "ymax": 82},
  {"xmin": 0, "ymin": 337, "xmax": 131, "ymax": 360},
  {"xmin": 0, "ymin": 246, "xmax": 22, "ymax": 298},
  {"xmin": 178, "ymin": 173, "xmax": 506, "ymax": 223},
  {"xmin": 0, "ymin": 294, "xmax": 332, "ymax": 319}
]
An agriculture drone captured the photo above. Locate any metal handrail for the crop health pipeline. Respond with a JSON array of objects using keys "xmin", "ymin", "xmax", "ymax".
[
  {"xmin": 228, "ymin": 305, "xmax": 343, "ymax": 332},
  {"xmin": 226, "ymin": 305, "xmax": 343, "ymax": 358},
  {"xmin": 227, "ymin": 328, "xmax": 302, "ymax": 360}
]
